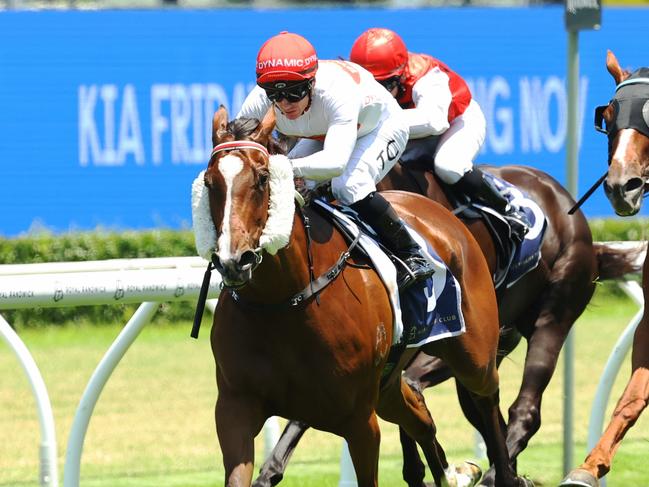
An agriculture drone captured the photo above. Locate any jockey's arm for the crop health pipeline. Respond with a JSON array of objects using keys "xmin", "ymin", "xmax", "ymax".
[
  {"xmin": 404, "ymin": 68, "xmax": 452, "ymax": 139},
  {"xmin": 290, "ymin": 98, "xmax": 360, "ymax": 181}
]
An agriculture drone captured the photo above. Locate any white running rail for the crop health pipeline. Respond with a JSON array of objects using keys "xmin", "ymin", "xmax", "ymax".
[
  {"xmin": 0, "ymin": 256, "xmax": 227, "ymax": 487},
  {"xmin": 583, "ymin": 241, "xmax": 646, "ymax": 487}
]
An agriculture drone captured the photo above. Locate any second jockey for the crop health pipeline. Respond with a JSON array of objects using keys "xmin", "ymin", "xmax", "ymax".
[
  {"xmin": 350, "ymin": 27, "xmax": 529, "ymax": 239},
  {"xmin": 237, "ymin": 31, "xmax": 435, "ymax": 289}
]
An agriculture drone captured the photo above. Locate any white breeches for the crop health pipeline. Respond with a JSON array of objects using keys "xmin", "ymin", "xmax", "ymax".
[
  {"xmin": 433, "ymin": 99, "xmax": 486, "ymax": 185},
  {"xmin": 289, "ymin": 116, "xmax": 408, "ymax": 205}
]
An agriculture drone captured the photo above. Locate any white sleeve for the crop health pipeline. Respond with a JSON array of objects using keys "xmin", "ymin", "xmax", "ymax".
[
  {"xmin": 290, "ymin": 96, "xmax": 360, "ymax": 181},
  {"xmin": 405, "ymin": 68, "xmax": 452, "ymax": 139},
  {"xmin": 236, "ymin": 85, "xmax": 272, "ymax": 121}
]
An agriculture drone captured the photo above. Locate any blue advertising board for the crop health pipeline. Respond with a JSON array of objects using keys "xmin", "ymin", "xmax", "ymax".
[{"xmin": 0, "ymin": 7, "xmax": 647, "ymax": 236}]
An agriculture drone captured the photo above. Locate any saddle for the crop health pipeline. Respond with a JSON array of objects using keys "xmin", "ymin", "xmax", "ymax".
[
  {"xmin": 396, "ymin": 148, "xmax": 541, "ymax": 289},
  {"xmin": 309, "ymin": 198, "xmax": 466, "ymax": 387},
  {"xmin": 442, "ymin": 178, "xmax": 518, "ymax": 288}
]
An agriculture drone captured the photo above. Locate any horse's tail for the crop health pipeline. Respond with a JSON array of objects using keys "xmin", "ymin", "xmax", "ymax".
[{"xmin": 594, "ymin": 241, "xmax": 646, "ymax": 281}]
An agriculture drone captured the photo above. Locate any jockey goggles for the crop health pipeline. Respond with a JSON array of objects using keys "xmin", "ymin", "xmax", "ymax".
[
  {"xmin": 261, "ymin": 80, "xmax": 313, "ymax": 103},
  {"xmin": 378, "ymin": 76, "xmax": 401, "ymax": 93}
]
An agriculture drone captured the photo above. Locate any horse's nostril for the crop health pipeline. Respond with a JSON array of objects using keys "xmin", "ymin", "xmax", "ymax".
[
  {"xmin": 625, "ymin": 178, "xmax": 644, "ymax": 192},
  {"xmin": 239, "ymin": 250, "xmax": 258, "ymax": 270}
]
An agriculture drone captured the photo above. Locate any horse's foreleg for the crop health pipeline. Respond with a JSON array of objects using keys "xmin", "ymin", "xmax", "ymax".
[
  {"xmin": 399, "ymin": 353, "xmax": 452, "ymax": 487},
  {"xmin": 399, "ymin": 426, "xmax": 435, "ymax": 487},
  {"xmin": 453, "ymin": 379, "xmax": 501, "ymax": 467},
  {"xmin": 216, "ymin": 393, "xmax": 265, "ymax": 487},
  {"xmin": 446, "ymin": 348, "xmax": 525, "ymax": 486},
  {"xmin": 378, "ymin": 376, "xmax": 451, "ymax": 487},
  {"xmin": 252, "ymin": 420, "xmax": 310, "ymax": 487},
  {"xmin": 505, "ymin": 258, "xmax": 594, "ymax": 463},
  {"xmin": 565, "ymin": 320, "xmax": 649, "ymax": 484},
  {"xmin": 344, "ymin": 412, "xmax": 381, "ymax": 487},
  {"xmin": 457, "ymin": 385, "xmax": 529, "ymax": 487}
]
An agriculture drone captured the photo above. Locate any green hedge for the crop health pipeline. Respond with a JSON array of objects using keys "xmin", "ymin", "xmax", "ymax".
[
  {"xmin": 2, "ymin": 219, "xmax": 646, "ymax": 328},
  {"xmin": 589, "ymin": 218, "xmax": 649, "ymax": 242},
  {"xmin": 1, "ymin": 230, "xmax": 199, "ymax": 328}
]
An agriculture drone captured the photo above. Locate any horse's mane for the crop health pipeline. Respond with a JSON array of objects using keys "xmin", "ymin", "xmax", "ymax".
[{"xmin": 227, "ymin": 117, "xmax": 287, "ymax": 155}]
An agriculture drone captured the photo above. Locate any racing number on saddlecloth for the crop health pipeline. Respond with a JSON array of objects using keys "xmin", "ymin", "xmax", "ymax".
[{"xmin": 376, "ymin": 139, "xmax": 399, "ymax": 171}]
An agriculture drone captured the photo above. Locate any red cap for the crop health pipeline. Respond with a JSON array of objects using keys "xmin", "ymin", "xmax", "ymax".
[
  {"xmin": 256, "ymin": 32, "xmax": 318, "ymax": 84},
  {"xmin": 350, "ymin": 28, "xmax": 408, "ymax": 80}
]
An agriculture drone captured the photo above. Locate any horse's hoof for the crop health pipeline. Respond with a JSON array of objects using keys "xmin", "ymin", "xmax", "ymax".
[
  {"xmin": 559, "ymin": 468, "xmax": 599, "ymax": 487},
  {"xmin": 477, "ymin": 475, "xmax": 533, "ymax": 487},
  {"xmin": 444, "ymin": 460, "xmax": 483, "ymax": 487},
  {"xmin": 517, "ymin": 476, "xmax": 535, "ymax": 487},
  {"xmin": 251, "ymin": 472, "xmax": 283, "ymax": 487}
]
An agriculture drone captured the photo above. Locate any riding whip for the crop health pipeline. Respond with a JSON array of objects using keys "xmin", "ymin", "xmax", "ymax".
[
  {"xmin": 568, "ymin": 171, "xmax": 608, "ymax": 215},
  {"xmin": 191, "ymin": 260, "xmax": 215, "ymax": 339}
]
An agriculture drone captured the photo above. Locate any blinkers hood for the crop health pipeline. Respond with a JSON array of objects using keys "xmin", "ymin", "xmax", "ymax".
[{"xmin": 595, "ymin": 68, "xmax": 649, "ymax": 138}]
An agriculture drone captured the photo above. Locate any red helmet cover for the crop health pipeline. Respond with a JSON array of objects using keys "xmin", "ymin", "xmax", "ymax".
[
  {"xmin": 349, "ymin": 28, "xmax": 408, "ymax": 80},
  {"xmin": 256, "ymin": 32, "xmax": 318, "ymax": 84}
]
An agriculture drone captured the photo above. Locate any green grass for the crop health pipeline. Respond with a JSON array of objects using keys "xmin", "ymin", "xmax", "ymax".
[
  {"xmin": 603, "ymin": 0, "xmax": 649, "ymax": 5},
  {"xmin": 1, "ymin": 286, "xmax": 649, "ymax": 486}
]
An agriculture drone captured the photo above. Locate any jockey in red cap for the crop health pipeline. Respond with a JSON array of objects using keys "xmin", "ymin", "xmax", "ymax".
[
  {"xmin": 351, "ymin": 28, "xmax": 529, "ymax": 239},
  {"xmin": 238, "ymin": 31, "xmax": 435, "ymax": 289}
]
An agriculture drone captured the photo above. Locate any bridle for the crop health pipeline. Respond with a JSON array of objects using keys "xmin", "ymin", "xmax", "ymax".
[
  {"xmin": 594, "ymin": 76, "xmax": 649, "ymax": 141},
  {"xmin": 569, "ymin": 74, "xmax": 649, "ymax": 214},
  {"xmin": 210, "ymin": 140, "xmax": 270, "ymax": 159},
  {"xmin": 206, "ymin": 140, "xmax": 271, "ymax": 279},
  {"xmin": 191, "ymin": 139, "xmax": 362, "ymax": 338}
]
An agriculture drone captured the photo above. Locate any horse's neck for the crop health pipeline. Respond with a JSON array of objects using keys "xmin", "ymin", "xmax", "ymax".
[{"xmin": 238, "ymin": 212, "xmax": 311, "ymax": 303}]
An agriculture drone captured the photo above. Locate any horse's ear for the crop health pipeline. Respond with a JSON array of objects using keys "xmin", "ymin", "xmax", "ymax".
[
  {"xmin": 606, "ymin": 50, "xmax": 626, "ymax": 85},
  {"xmin": 252, "ymin": 107, "xmax": 276, "ymax": 144},
  {"xmin": 212, "ymin": 106, "xmax": 229, "ymax": 146}
]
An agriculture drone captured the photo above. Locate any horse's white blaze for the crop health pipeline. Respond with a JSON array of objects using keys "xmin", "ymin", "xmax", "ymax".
[
  {"xmin": 612, "ymin": 129, "xmax": 635, "ymax": 164},
  {"xmin": 217, "ymin": 154, "xmax": 244, "ymax": 261}
]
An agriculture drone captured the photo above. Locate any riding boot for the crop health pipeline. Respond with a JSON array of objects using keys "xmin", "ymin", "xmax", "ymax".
[
  {"xmin": 454, "ymin": 167, "xmax": 530, "ymax": 241},
  {"xmin": 351, "ymin": 192, "xmax": 436, "ymax": 289}
]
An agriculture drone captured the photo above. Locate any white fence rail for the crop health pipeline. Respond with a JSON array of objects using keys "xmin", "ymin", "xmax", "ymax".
[
  {"xmin": 0, "ymin": 257, "xmax": 225, "ymax": 487},
  {"xmin": 1, "ymin": 244, "xmax": 645, "ymax": 487},
  {"xmin": 584, "ymin": 280, "xmax": 644, "ymax": 487}
]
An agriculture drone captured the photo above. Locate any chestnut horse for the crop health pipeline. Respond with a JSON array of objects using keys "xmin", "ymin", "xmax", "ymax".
[
  {"xmin": 199, "ymin": 106, "xmax": 534, "ymax": 487},
  {"xmin": 255, "ymin": 152, "xmax": 637, "ymax": 486},
  {"xmin": 561, "ymin": 51, "xmax": 649, "ymax": 487}
]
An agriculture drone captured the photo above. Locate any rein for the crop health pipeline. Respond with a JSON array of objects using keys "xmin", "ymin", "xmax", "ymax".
[
  {"xmin": 230, "ymin": 204, "xmax": 361, "ymax": 311},
  {"xmin": 191, "ymin": 203, "xmax": 361, "ymax": 338}
]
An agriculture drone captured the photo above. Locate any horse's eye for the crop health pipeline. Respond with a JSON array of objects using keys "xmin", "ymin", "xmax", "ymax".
[{"xmin": 258, "ymin": 172, "xmax": 269, "ymax": 187}]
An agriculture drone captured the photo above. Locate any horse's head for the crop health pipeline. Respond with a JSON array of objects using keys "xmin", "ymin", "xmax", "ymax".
[
  {"xmin": 598, "ymin": 50, "xmax": 649, "ymax": 216},
  {"xmin": 193, "ymin": 106, "xmax": 296, "ymax": 288}
]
